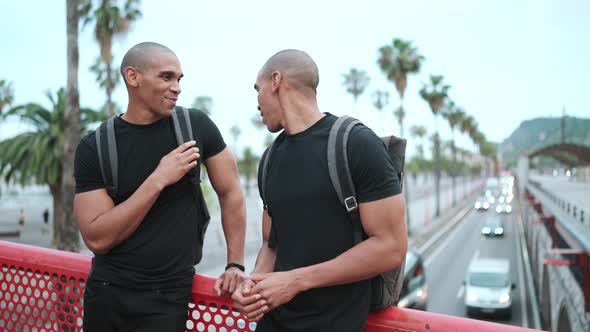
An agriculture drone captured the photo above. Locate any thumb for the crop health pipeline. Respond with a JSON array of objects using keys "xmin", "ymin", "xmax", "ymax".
[{"xmin": 249, "ymin": 273, "xmax": 267, "ymax": 282}]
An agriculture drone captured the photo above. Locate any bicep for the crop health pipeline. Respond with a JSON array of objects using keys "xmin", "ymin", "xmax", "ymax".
[
  {"xmin": 204, "ymin": 148, "xmax": 240, "ymax": 196},
  {"xmin": 358, "ymin": 194, "xmax": 406, "ymax": 241},
  {"xmin": 74, "ymin": 189, "xmax": 114, "ymax": 236}
]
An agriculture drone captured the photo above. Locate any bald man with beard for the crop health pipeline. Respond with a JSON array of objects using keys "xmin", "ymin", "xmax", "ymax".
[
  {"xmin": 231, "ymin": 50, "xmax": 407, "ymax": 331},
  {"xmin": 73, "ymin": 42, "xmax": 247, "ymax": 331}
]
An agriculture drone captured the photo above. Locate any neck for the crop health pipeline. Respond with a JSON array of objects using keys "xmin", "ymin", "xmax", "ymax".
[
  {"xmin": 122, "ymin": 98, "xmax": 166, "ymax": 125},
  {"xmin": 280, "ymin": 93, "xmax": 324, "ymax": 135}
]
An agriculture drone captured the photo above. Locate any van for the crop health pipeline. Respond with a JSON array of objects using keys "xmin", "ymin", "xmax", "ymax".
[{"xmin": 464, "ymin": 258, "xmax": 515, "ymax": 319}]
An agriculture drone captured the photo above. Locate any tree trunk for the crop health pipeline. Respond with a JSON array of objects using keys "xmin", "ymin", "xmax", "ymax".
[
  {"xmin": 105, "ymin": 60, "xmax": 115, "ymax": 116},
  {"xmin": 434, "ymin": 115, "xmax": 441, "ymax": 218},
  {"xmin": 59, "ymin": 0, "xmax": 81, "ymax": 252},
  {"xmin": 50, "ymin": 183, "xmax": 62, "ymax": 247}
]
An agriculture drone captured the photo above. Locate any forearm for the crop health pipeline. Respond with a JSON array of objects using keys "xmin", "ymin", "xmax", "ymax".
[
  {"xmin": 252, "ymin": 243, "xmax": 276, "ymax": 275},
  {"xmin": 293, "ymin": 235, "xmax": 406, "ymax": 292},
  {"xmin": 220, "ymin": 189, "xmax": 246, "ymax": 264},
  {"xmin": 85, "ymin": 174, "xmax": 164, "ymax": 253}
]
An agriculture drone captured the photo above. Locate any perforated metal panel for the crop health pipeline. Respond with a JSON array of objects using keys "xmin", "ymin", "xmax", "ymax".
[{"xmin": 0, "ymin": 263, "xmax": 85, "ymax": 331}]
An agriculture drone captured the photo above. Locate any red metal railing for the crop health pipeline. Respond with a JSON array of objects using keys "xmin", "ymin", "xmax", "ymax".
[{"xmin": 0, "ymin": 240, "xmax": 539, "ymax": 331}]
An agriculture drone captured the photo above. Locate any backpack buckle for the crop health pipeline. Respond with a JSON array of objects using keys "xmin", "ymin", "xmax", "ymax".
[{"xmin": 344, "ymin": 196, "xmax": 358, "ymax": 212}]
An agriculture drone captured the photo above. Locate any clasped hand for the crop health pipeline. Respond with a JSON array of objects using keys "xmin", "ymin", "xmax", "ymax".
[{"xmin": 230, "ymin": 271, "xmax": 301, "ymax": 322}]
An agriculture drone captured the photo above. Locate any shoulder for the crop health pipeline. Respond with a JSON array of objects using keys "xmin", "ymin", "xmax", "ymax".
[
  {"xmin": 78, "ymin": 129, "xmax": 98, "ymax": 153},
  {"xmin": 348, "ymin": 122, "xmax": 384, "ymax": 148}
]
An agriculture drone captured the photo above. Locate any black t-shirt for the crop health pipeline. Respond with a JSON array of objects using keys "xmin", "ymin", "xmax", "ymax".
[
  {"xmin": 74, "ymin": 108, "xmax": 226, "ymax": 289},
  {"xmin": 256, "ymin": 114, "xmax": 401, "ymax": 332}
]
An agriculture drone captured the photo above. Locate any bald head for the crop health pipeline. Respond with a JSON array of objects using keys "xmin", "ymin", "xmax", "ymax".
[
  {"xmin": 120, "ymin": 42, "xmax": 176, "ymax": 84},
  {"xmin": 260, "ymin": 49, "xmax": 319, "ymax": 94}
]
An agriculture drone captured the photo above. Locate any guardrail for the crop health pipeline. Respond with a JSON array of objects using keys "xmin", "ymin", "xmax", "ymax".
[
  {"xmin": 0, "ymin": 241, "xmax": 539, "ymax": 332},
  {"xmin": 528, "ymin": 179, "xmax": 586, "ymax": 226}
]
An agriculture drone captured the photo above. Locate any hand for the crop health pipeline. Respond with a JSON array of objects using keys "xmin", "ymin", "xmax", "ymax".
[
  {"xmin": 249, "ymin": 271, "xmax": 301, "ymax": 311},
  {"xmin": 152, "ymin": 141, "xmax": 199, "ymax": 188},
  {"xmin": 231, "ymin": 279, "xmax": 268, "ymax": 322},
  {"xmin": 213, "ymin": 267, "xmax": 247, "ymax": 297}
]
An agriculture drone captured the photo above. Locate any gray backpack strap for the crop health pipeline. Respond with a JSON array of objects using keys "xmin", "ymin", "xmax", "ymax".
[
  {"xmin": 171, "ymin": 106, "xmax": 209, "ymax": 222},
  {"xmin": 260, "ymin": 132, "xmax": 285, "ymax": 212},
  {"xmin": 96, "ymin": 116, "xmax": 118, "ymax": 199},
  {"xmin": 327, "ymin": 115, "xmax": 363, "ymax": 244}
]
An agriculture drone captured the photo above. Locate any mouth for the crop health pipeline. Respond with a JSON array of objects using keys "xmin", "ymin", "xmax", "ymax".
[{"xmin": 165, "ymin": 97, "xmax": 177, "ymax": 107}]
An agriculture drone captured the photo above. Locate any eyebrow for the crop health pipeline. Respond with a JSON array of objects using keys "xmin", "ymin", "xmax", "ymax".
[{"xmin": 159, "ymin": 70, "xmax": 183, "ymax": 79}]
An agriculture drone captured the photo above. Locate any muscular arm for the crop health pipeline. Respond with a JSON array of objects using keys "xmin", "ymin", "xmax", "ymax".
[
  {"xmin": 293, "ymin": 194, "xmax": 407, "ymax": 289},
  {"xmin": 74, "ymin": 141, "xmax": 199, "ymax": 255},
  {"xmin": 74, "ymin": 177, "xmax": 164, "ymax": 254},
  {"xmin": 251, "ymin": 194, "xmax": 407, "ymax": 302},
  {"xmin": 205, "ymin": 148, "xmax": 246, "ymax": 265}
]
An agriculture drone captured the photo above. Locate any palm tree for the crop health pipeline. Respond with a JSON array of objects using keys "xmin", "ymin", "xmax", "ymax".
[
  {"xmin": 419, "ymin": 74, "xmax": 450, "ymax": 217},
  {"xmin": 230, "ymin": 125, "xmax": 242, "ymax": 153},
  {"xmin": 342, "ymin": 68, "xmax": 370, "ymax": 107},
  {"xmin": 237, "ymin": 147, "xmax": 259, "ymax": 194},
  {"xmin": 192, "ymin": 96, "xmax": 213, "ymax": 116},
  {"xmin": 81, "ymin": 0, "xmax": 142, "ymax": 116},
  {"xmin": 378, "ymin": 38, "xmax": 424, "ymax": 232},
  {"xmin": 377, "ymin": 38, "xmax": 424, "ymax": 131},
  {"xmin": 0, "ymin": 89, "xmax": 104, "ymax": 249},
  {"xmin": 441, "ymin": 101, "xmax": 465, "ymax": 207},
  {"xmin": 410, "ymin": 125, "xmax": 427, "ymax": 159},
  {"xmin": 0, "ymin": 79, "xmax": 15, "ymax": 114},
  {"xmin": 372, "ymin": 90, "xmax": 389, "ymax": 112},
  {"xmin": 89, "ymin": 56, "xmax": 120, "ymax": 114},
  {"xmin": 59, "ymin": 0, "xmax": 83, "ymax": 252}
]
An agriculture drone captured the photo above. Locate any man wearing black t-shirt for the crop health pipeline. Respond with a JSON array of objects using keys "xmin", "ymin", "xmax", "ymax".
[
  {"xmin": 74, "ymin": 42, "xmax": 246, "ymax": 331},
  {"xmin": 231, "ymin": 49, "xmax": 407, "ymax": 331}
]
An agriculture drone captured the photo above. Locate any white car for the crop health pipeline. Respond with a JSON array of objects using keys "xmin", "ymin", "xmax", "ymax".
[
  {"xmin": 495, "ymin": 203, "xmax": 512, "ymax": 214},
  {"xmin": 464, "ymin": 258, "xmax": 515, "ymax": 319}
]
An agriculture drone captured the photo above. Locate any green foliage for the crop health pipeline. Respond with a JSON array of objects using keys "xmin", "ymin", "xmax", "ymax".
[
  {"xmin": 419, "ymin": 75, "xmax": 450, "ymax": 117},
  {"xmin": 238, "ymin": 147, "xmax": 259, "ymax": 193},
  {"xmin": 0, "ymin": 88, "xmax": 104, "ymax": 186},
  {"xmin": 342, "ymin": 68, "xmax": 370, "ymax": 103},
  {"xmin": 372, "ymin": 90, "xmax": 389, "ymax": 111},
  {"xmin": 0, "ymin": 79, "xmax": 14, "ymax": 113},
  {"xmin": 192, "ymin": 96, "xmax": 213, "ymax": 116},
  {"xmin": 377, "ymin": 38, "xmax": 424, "ymax": 98}
]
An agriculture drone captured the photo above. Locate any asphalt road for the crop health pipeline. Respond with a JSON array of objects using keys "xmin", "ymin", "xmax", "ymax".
[{"xmin": 425, "ymin": 200, "xmax": 529, "ymax": 328}]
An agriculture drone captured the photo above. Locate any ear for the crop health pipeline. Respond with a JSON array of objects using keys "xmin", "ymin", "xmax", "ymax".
[
  {"xmin": 271, "ymin": 71, "xmax": 282, "ymax": 92},
  {"xmin": 123, "ymin": 67, "xmax": 140, "ymax": 88}
]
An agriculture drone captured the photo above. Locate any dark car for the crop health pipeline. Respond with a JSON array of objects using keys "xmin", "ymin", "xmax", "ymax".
[
  {"xmin": 397, "ymin": 250, "xmax": 427, "ymax": 310},
  {"xmin": 481, "ymin": 217, "xmax": 504, "ymax": 237}
]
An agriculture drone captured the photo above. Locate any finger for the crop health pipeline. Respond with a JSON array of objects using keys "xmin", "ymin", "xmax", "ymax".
[
  {"xmin": 183, "ymin": 150, "xmax": 200, "ymax": 164},
  {"xmin": 222, "ymin": 276, "xmax": 231, "ymax": 295},
  {"xmin": 248, "ymin": 313, "xmax": 265, "ymax": 322},
  {"xmin": 213, "ymin": 278, "xmax": 223, "ymax": 296},
  {"xmin": 249, "ymin": 274, "xmax": 267, "ymax": 282},
  {"xmin": 175, "ymin": 140, "xmax": 196, "ymax": 153},
  {"xmin": 242, "ymin": 298, "xmax": 266, "ymax": 314},
  {"xmin": 228, "ymin": 275, "xmax": 237, "ymax": 294},
  {"xmin": 244, "ymin": 304, "xmax": 269, "ymax": 321},
  {"xmin": 242, "ymin": 280, "xmax": 254, "ymax": 295}
]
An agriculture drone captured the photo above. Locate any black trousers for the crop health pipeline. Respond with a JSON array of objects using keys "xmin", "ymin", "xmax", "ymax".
[{"xmin": 83, "ymin": 280, "xmax": 191, "ymax": 332}]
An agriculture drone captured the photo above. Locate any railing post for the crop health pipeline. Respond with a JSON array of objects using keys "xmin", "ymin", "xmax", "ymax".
[{"xmin": 580, "ymin": 253, "xmax": 590, "ymax": 312}]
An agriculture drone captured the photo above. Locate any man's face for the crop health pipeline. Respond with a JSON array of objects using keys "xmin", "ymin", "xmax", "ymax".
[
  {"xmin": 136, "ymin": 51, "xmax": 183, "ymax": 117},
  {"xmin": 254, "ymin": 71, "xmax": 282, "ymax": 133}
]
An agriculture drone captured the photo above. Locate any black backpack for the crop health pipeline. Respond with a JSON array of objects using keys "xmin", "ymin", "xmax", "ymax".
[
  {"xmin": 95, "ymin": 106, "xmax": 210, "ymax": 222},
  {"xmin": 260, "ymin": 115, "xmax": 407, "ymax": 312}
]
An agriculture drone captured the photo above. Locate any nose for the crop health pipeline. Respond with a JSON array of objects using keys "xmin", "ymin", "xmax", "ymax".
[{"xmin": 171, "ymin": 81, "xmax": 181, "ymax": 95}]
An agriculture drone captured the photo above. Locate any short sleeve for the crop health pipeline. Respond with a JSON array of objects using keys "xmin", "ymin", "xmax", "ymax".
[
  {"xmin": 190, "ymin": 109, "xmax": 226, "ymax": 160},
  {"xmin": 347, "ymin": 126, "xmax": 402, "ymax": 203},
  {"xmin": 74, "ymin": 134, "xmax": 105, "ymax": 194}
]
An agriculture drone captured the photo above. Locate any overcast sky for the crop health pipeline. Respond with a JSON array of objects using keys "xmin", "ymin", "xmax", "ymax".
[{"xmin": 1, "ymin": 0, "xmax": 588, "ymax": 157}]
